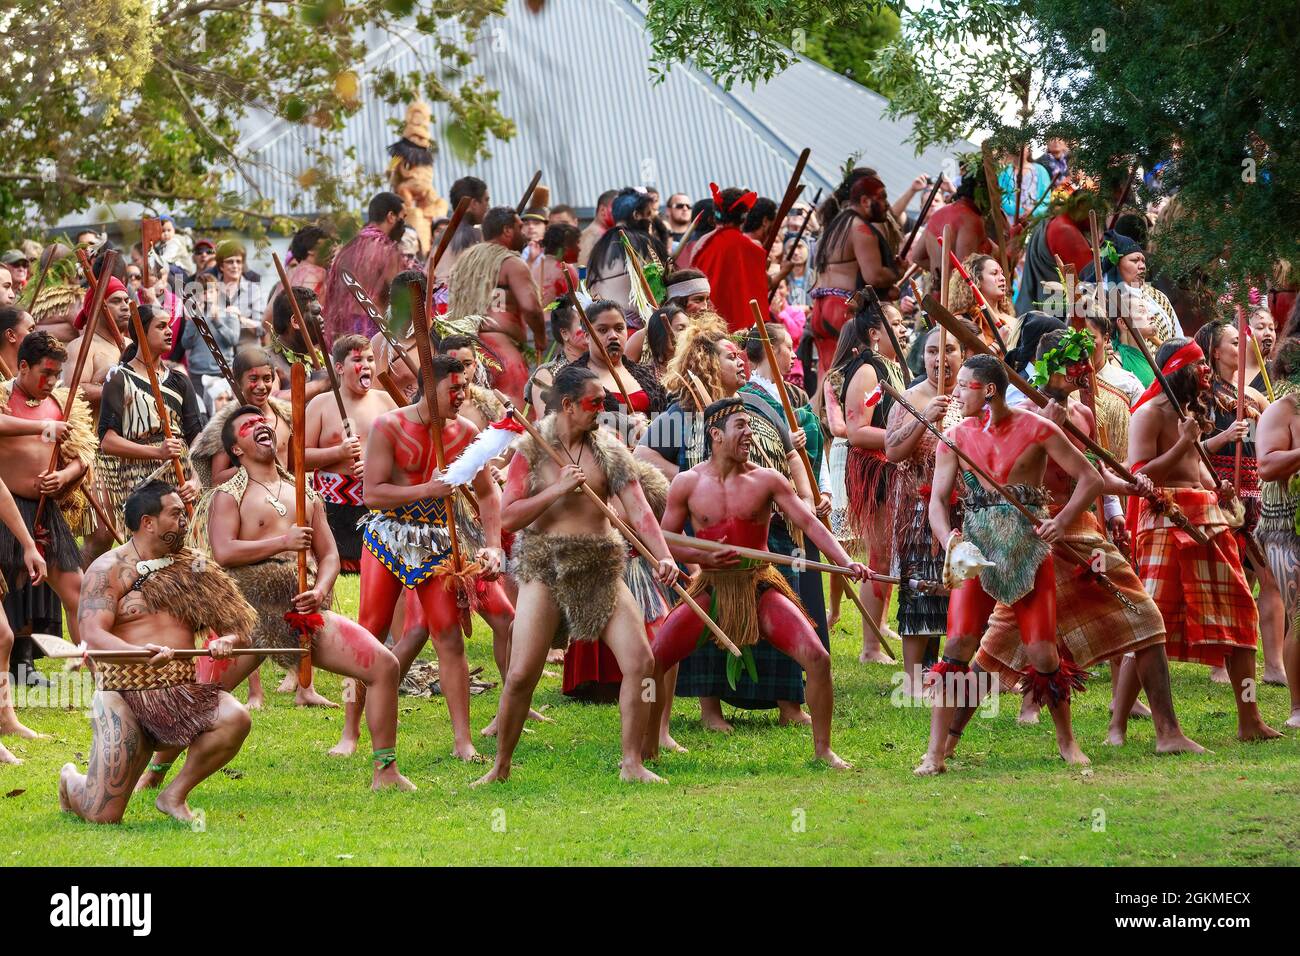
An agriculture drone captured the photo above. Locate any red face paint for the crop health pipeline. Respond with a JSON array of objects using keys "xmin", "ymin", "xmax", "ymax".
[
  {"xmin": 237, "ymin": 415, "xmax": 267, "ymax": 437},
  {"xmin": 578, "ymin": 393, "xmax": 605, "ymax": 412}
]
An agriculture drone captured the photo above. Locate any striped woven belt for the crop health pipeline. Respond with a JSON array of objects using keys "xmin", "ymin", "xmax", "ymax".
[{"xmin": 96, "ymin": 658, "xmax": 196, "ymax": 692}]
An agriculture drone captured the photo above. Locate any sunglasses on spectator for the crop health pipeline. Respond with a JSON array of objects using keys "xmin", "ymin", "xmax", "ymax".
[{"xmin": 670, "ymin": 203, "xmax": 691, "ymax": 210}]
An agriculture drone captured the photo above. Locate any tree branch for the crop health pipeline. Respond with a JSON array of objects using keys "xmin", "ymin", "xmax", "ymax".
[{"xmin": 162, "ymin": 63, "xmax": 266, "ymax": 198}]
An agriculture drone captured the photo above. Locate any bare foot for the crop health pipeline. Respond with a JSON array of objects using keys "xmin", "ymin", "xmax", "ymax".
[
  {"xmin": 451, "ymin": 741, "xmax": 482, "ymax": 762},
  {"xmin": 858, "ymin": 648, "xmax": 895, "ymax": 665},
  {"xmin": 372, "ymin": 764, "xmax": 417, "ymax": 792},
  {"xmin": 1238, "ymin": 719, "xmax": 1283, "ymax": 742},
  {"xmin": 246, "ymin": 691, "xmax": 265, "ymax": 711},
  {"xmin": 815, "ymin": 749, "xmax": 852, "ymax": 770},
  {"xmin": 481, "ymin": 715, "xmax": 499, "ymax": 737},
  {"xmin": 778, "ymin": 704, "xmax": 812, "ymax": 727},
  {"xmin": 1111, "ymin": 697, "xmax": 1152, "ymax": 719},
  {"xmin": 659, "ymin": 733, "xmax": 687, "ymax": 754},
  {"xmin": 546, "ymin": 648, "xmax": 565, "ymax": 664},
  {"xmin": 1058, "ymin": 739, "xmax": 1091, "ymax": 766},
  {"xmin": 913, "ymin": 753, "xmax": 946, "ymax": 776},
  {"xmin": 294, "ymin": 685, "xmax": 338, "ymax": 708},
  {"xmin": 1209, "ymin": 666, "xmax": 1230, "ymax": 685},
  {"xmin": 154, "ymin": 787, "xmax": 196, "ymax": 823},
  {"xmin": 700, "ymin": 712, "xmax": 733, "ymax": 734},
  {"xmin": 134, "ymin": 766, "xmax": 168, "ymax": 791},
  {"xmin": 1285, "ymin": 709, "xmax": 1300, "ymax": 729},
  {"xmin": 943, "ymin": 732, "xmax": 960, "ymax": 758},
  {"xmin": 1155, "ymin": 733, "xmax": 1207, "ymax": 754},
  {"xmin": 1105, "ymin": 727, "xmax": 1126, "ymax": 747},
  {"xmin": 0, "ymin": 742, "xmax": 20, "ymax": 766},
  {"xmin": 328, "ymin": 736, "xmax": 358, "ymax": 757},
  {"xmin": 619, "ymin": 761, "xmax": 666, "ymax": 783},
  {"xmin": 58, "ymin": 763, "xmax": 77, "ymax": 809},
  {"xmin": 471, "ymin": 765, "xmax": 508, "ymax": 787},
  {"xmin": 0, "ymin": 717, "xmax": 47, "ymax": 740},
  {"xmin": 1262, "ymin": 667, "xmax": 1288, "ymax": 687},
  {"xmin": 827, "ymin": 611, "xmax": 841, "ymax": 631},
  {"xmin": 1017, "ymin": 698, "xmax": 1041, "ymax": 725},
  {"xmin": 276, "ymin": 673, "xmax": 297, "ymax": 694}
]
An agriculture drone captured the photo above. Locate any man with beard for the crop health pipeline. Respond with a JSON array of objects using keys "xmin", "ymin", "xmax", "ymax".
[
  {"xmin": 808, "ymin": 175, "xmax": 902, "ymax": 378},
  {"xmin": 446, "ymin": 207, "xmax": 545, "ymax": 409},
  {"xmin": 663, "ymin": 193, "xmax": 694, "ymax": 244},
  {"xmin": 63, "ymin": 275, "xmax": 131, "ymax": 417},
  {"xmin": 305, "ymin": 334, "xmax": 395, "ymax": 573},
  {"xmin": 436, "ymin": 176, "xmax": 491, "ymax": 284},
  {"xmin": 691, "ymin": 185, "xmax": 769, "ymax": 333},
  {"xmin": 647, "ymin": 397, "xmax": 865, "ymax": 769},
  {"xmin": 337, "ymin": 354, "xmax": 505, "ymax": 761},
  {"xmin": 58, "ymin": 481, "xmax": 257, "ymax": 823},
  {"xmin": 474, "ymin": 364, "xmax": 677, "ymax": 786},
  {"xmin": 1127, "ymin": 337, "xmax": 1281, "ymax": 742},
  {"xmin": 322, "ymin": 192, "xmax": 408, "ymax": 342}
]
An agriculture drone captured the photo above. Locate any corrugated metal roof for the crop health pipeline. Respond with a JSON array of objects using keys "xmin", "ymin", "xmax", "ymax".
[{"xmin": 235, "ymin": 0, "xmax": 970, "ymax": 216}]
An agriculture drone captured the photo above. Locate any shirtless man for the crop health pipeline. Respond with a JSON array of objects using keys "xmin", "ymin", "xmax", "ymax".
[
  {"xmin": 808, "ymin": 175, "xmax": 901, "ymax": 378},
  {"xmin": 59, "ymin": 481, "xmax": 255, "ymax": 823},
  {"xmin": 647, "ymin": 397, "xmax": 866, "ymax": 769},
  {"xmin": 338, "ymin": 354, "xmax": 505, "ymax": 761},
  {"xmin": 370, "ymin": 271, "xmax": 424, "ymax": 405},
  {"xmin": 917, "ymin": 355, "xmax": 1103, "ymax": 775},
  {"xmin": 438, "ymin": 333, "xmax": 502, "ymax": 431},
  {"xmin": 305, "ymin": 334, "xmax": 395, "ymax": 574},
  {"xmin": 474, "ymin": 365, "xmax": 676, "ymax": 785},
  {"xmin": 446, "ymin": 206, "xmax": 545, "ymax": 409},
  {"xmin": 140, "ymin": 410, "xmax": 413, "ymax": 791},
  {"xmin": 63, "ymin": 275, "xmax": 130, "ymax": 417},
  {"xmin": 0, "ymin": 333, "xmax": 90, "ymax": 644},
  {"xmin": 1128, "ymin": 337, "xmax": 1281, "ymax": 741}
]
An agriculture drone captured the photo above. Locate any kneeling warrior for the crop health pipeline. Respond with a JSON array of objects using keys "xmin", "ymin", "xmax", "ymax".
[
  {"xmin": 648, "ymin": 397, "xmax": 868, "ymax": 769},
  {"xmin": 59, "ymin": 481, "xmax": 256, "ymax": 823}
]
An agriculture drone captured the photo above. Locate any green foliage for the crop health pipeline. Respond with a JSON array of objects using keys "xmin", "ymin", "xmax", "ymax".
[
  {"xmin": 0, "ymin": 0, "xmax": 512, "ymax": 247},
  {"xmin": 791, "ymin": 9, "xmax": 902, "ymax": 97}
]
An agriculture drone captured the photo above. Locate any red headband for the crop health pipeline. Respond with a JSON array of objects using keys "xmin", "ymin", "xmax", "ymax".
[
  {"xmin": 709, "ymin": 182, "xmax": 757, "ymax": 215},
  {"xmin": 73, "ymin": 275, "xmax": 127, "ymax": 331},
  {"xmin": 1129, "ymin": 340, "xmax": 1205, "ymax": 412}
]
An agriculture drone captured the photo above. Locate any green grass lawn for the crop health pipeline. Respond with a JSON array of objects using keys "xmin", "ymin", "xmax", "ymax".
[{"xmin": 2, "ymin": 575, "xmax": 1298, "ymax": 866}]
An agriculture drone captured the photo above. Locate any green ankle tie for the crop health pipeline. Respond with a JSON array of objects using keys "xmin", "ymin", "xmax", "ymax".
[
  {"xmin": 147, "ymin": 761, "xmax": 173, "ymax": 775},
  {"xmin": 372, "ymin": 748, "xmax": 397, "ymax": 769}
]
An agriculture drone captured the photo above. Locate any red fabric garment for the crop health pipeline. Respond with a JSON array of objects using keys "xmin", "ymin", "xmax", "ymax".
[
  {"xmin": 924, "ymin": 198, "xmax": 991, "ymax": 253},
  {"xmin": 73, "ymin": 275, "xmax": 127, "ymax": 331},
  {"xmin": 1045, "ymin": 214, "xmax": 1093, "ymax": 275},
  {"xmin": 692, "ymin": 225, "xmax": 770, "ymax": 333},
  {"xmin": 322, "ymin": 223, "xmax": 404, "ymax": 344},
  {"xmin": 562, "ymin": 639, "xmax": 623, "ymax": 699},
  {"xmin": 612, "ymin": 389, "xmax": 650, "ymax": 414}
]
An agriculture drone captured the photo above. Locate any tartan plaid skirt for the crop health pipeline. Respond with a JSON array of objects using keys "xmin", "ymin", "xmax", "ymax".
[
  {"xmin": 976, "ymin": 510, "xmax": 1165, "ymax": 688},
  {"xmin": 1135, "ymin": 488, "xmax": 1258, "ymax": 667}
]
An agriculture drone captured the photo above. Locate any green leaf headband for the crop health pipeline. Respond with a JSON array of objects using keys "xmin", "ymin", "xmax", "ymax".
[{"xmin": 1030, "ymin": 327, "xmax": 1096, "ymax": 387}]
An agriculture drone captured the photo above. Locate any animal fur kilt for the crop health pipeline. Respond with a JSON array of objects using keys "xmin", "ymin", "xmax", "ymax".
[
  {"xmin": 961, "ymin": 480, "xmax": 1052, "ymax": 606},
  {"xmin": 312, "ymin": 470, "xmax": 365, "ymax": 573},
  {"xmin": 226, "ymin": 554, "xmax": 332, "ymax": 671},
  {"xmin": 1258, "ymin": 477, "xmax": 1300, "ymax": 620},
  {"xmin": 512, "ymin": 530, "xmax": 626, "ymax": 644},
  {"xmin": 1135, "ymin": 487, "xmax": 1258, "ymax": 668},
  {"xmin": 975, "ymin": 509, "xmax": 1166, "ymax": 690},
  {"xmin": 94, "ymin": 548, "xmax": 255, "ymax": 747}
]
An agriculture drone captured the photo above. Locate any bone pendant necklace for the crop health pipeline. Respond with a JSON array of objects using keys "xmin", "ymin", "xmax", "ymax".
[{"xmin": 248, "ymin": 475, "xmax": 287, "ymax": 517}]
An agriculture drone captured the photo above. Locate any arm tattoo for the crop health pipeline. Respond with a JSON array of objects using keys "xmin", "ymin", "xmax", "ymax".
[{"xmin": 885, "ymin": 417, "xmax": 923, "ymax": 450}]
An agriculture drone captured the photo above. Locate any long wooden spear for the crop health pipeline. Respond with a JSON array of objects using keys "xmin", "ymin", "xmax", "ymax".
[
  {"xmin": 898, "ymin": 174, "xmax": 944, "ymax": 262},
  {"xmin": 23, "ymin": 243, "xmax": 58, "ymax": 312},
  {"xmin": 925, "ymin": 295, "xmax": 1209, "ymax": 544},
  {"xmin": 289, "ymin": 362, "xmax": 314, "ymax": 686},
  {"xmin": 74, "ymin": 249, "xmax": 130, "ymax": 353},
  {"xmin": 938, "ymin": 223, "xmax": 953, "ymax": 395},
  {"xmin": 515, "ymin": 170, "xmax": 542, "ymax": 216},
  {"xmin": 761, "ymin": 148, "xmax": 810, "ymax": 256},
  {"xmin": 32, "ymin": 632, "xmax": 306, "ymax": 661},
  {"xmin": 494, "ymin": 393, "xmax": 740, "ymax": 656},
  {"xmin": 34, "ymin": 250, "xmax": 117, "ymax": 531},
  {"xmin": 427, "ymin": 196, "xmax": 471, "ymax": 318},
  {"xmin": 126, "ymin": 299, "xmax": 192, "ymax": 518},
  {"xmin": 881, "ymin": 380, "xmax": 1138, "ymax": 613},
  {"xmin": 180, "ymin": 290, "xmax": 242, "ymax": 402},
  {"xmin": 1234, "ymin": 305, "xmax": 1247, "ymax": 491},
  {"xmin": 566, "ymin": 269, "xmax": 634, "ymax": 409},
  {"xmin": 669, "ymin": 211, "xmax": 703, "ymax": 265},
  {"xmin": 768, "ymin": 186, "xmax": 823, "ymax": 303}
]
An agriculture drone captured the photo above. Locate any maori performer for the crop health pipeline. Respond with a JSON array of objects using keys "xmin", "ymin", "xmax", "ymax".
[
  {"xmin": 321, "ymin": 192, "xmax": 406, "ymax": 342},
  {"xmin": 569, "ymin": 299, "xmax": 667, "ymax": 420},
  {"xmin": 648, "ymin": 397, "xmax": 866, "ymax": 768},
  {"xmin": 338, "ymin": 354, "xmax": 506, "ymax": 761},
  {"xmin": 526, "ymin": 300, "xmax": 588, "ymax": 417},
  {"xmin": 916, "ymin": 356, "xmax": 1103, "ymax": 775},
  {"xmin": 474, "ymin": 365, "xmax": 676, "ymax": 786},
  {"xmin": 688, "ymin": 186, "xmax": 766, "ymax": 333},
  {"xmin": 63, "ymin": 275, "xmax": 130, "ymax": 418},
  {"xmin": 1193, "ymin": 320, "xmax": 1285, "ymax": 686},
  {"xmin": 369, "ymin": 270, "xmax": 425, "ymax": 405},
  {"xmin": 883, "ymin": 322, "xmax": 971, "ymax": 695},
  {"xmin": 446, "ymin": 206, "xmax": 545, "ymax": 409},
  {"xmin": 305, "ymin": 334, "xmax": 395, "ymax": 574},
  {"xmin": 953, "ymin": 330, "xmax": 1202, "ymax": 755},
  {"xmin": 59, "ymin": 480, "xmax": 257, "ymax": 824},
  {"xmin": 0, "ymin": 477, "xmax": 48, "ymax": 763},
  {"xmin": 1257, "ymin": 336, "xmax": 1300, "ymax": 726},
  {"xmin": 0, "ymin": 333, "xmax": 93, "ymax": 647},
  {"xmin": 94, "ymin": 306, "xmax": 203, "ymax": 538},
  {"xmin": 191, "ymin": 347, "xmax": 292, "ymax": 488},
  {"xmin": 586, "ymin": 188, "xmax": 669, "ymax": 318},
  {"xmin": 830, "ymin": 305, "xmax": 907, "ymax": 662},
  {"xmin": 1127, "ymin": 337, "xmax": 1280, "ymax": 740},
  {"xmin": 438, "ymin": 333, "xmax": 505, "ymax": 431},
  {"xmin": 809, "ymin": 175, "xmax": 901, "ymax": 378}
]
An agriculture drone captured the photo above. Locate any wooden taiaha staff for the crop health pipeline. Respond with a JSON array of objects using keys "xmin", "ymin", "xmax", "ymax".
[
  {"xmin": 892, "ymin": 261, "xmax": 920, "ymax": 291},
  {"xmin": 45, "ymin": 647, "xmax": 307, "ymax": 661},
  {"xmin": 290, "ymin": 362, "xmax": 313, "ymax": 686},
  {"xmin": 881, "ymin": 380, "xmax": 1138, "ymax": 613},
  {"xmin": 74, "ymin": 249, "xmax": 129, "ymax": 352},
  {"xmin": 23, "ymin": 243, "xmax": 58, "ymax": 312},
  {"xmin": 270, "ymin": 252, "xmax": 319, "ymax": 371},
  {"xmin": 494, "ymin": 393, "xmax": 740, "ymax": 656},
  {"xmin": 768, "ymin": 186, "xmax": 823, "ymax": 303},
  {"xmin": 761, "ymin": 148, "xmax": 811, "ymax": 256},
  {"xmin": 565, "ymin": 268, "xmax": 634, "ymax": 409},
  {"xmin": 515, "ymin": 170, "xmax": 543, "ymax": 216},
  {"xmin": 942, "ymin": 242, "xmax": 1009, "ymax": 355},
  {"xmin": 1234, "ymin": 306, "xmax": 1247, "ymax": 491},
  {"xmin": 180, "ymin": 291, "xmax": 242, "ymax": 402},
  {"xmin": 748, "ymin": 298, "xmax": 896, "ymax": 658},
  {"xmin": 938, "ymin": 223, "xmax": 953, "ymax": 395},
  {"xmin": 338, "ymin": 269, "xmax": 420, "ymax": 382},
  {"xmin": 925, "ymin": 294, "xmax": 1210, "ymax": 544},
  {"xmin": 898, "ymin": 173, "xmax": 945, "ymax": 262},
  {"xmin": 980, "ymin": 144, "xmax": 1011, "ymax": 276},
  {"xmin": 375, "ymin": 369, "xmax": 408, "ymax": 407},
  {"xmin": 33, "ymin": 250, "xmax": 117, "ymax": 531},
  {"xmin": 427, "ymin": 196, "xmax": 471, "ymax": 318},
  {"xmin": 669, "ymin": 211, "xmax": 703, "ymax": 265},
  {"xmin": 125, "ymin": 299, "xmax": 192, "ymax": 518},
  {"xmin": 1080, "ymin": 218, "xmax": 1112, "ymax": 534}
]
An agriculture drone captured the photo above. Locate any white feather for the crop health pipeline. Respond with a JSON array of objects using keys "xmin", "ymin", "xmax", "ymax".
[{"xmin": 443, "ymin": 422, "xmax": 519, "ymax": 486}]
